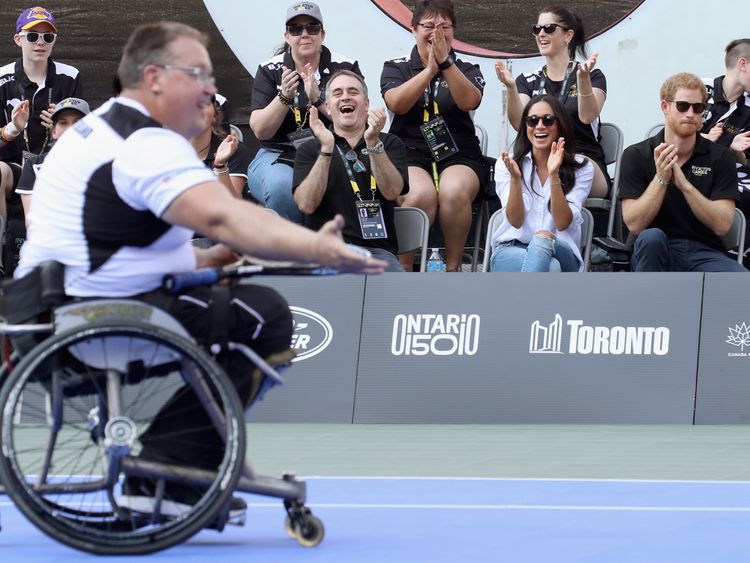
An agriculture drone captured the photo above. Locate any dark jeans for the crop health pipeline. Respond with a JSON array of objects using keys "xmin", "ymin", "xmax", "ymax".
[{"xmin": 632, "ymin": 228, "xmax": 748, "ymax": 272}]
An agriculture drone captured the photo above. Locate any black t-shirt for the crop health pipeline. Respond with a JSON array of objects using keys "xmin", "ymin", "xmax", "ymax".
[
  {"xmin": 618, "ymin": 131, "xmax": 739, "ymax": 250},
  {"xmin": 249, "ymin": 46, "xmax": 361, "ymax": 151},
  {"xmin": 380, "ymin": 46, "xmax": 484, "ymax": 153},
  {"xmin": 702, "ymin": 75, "xmax": 750, "ymax": 145},
  {"xmin": 516, "ymin": 64, "xmax": 607, "ymax": 169},
  {"xmin": 292, "ymin": 131, "xmax": 409, "ymax": 255}
]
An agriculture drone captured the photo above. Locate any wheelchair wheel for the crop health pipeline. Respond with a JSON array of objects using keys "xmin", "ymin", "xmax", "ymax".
[{"xmin": 0, "ymin": 321, "xmax": 246, "ymax": 555}]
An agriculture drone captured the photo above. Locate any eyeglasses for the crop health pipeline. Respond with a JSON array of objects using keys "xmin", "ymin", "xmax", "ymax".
[
  {"xmin": 531, "ymin": 23, "xmax": 567, "ymax": 35},
  {"xmin": 525, "ymin": 114, "xmax": 557, "ymax": 127},
  {"xmin": 345, "ymin": 149, "xmax": 366, "ymax": 173},
  {"xmin": 19, "ymin": 31, "xmax": 57, "ymax": 44},
  {"xmin": 286, "ymin": 23, "xmax": 323, "ymax": 36},
  {"xmin": 157, "ymin": 64, "xmax": 215, "ymax": 85},
  {"xmin": 417, "ymin": 22, "xmax": 454, "ymax": 32},
  {"xmin": 668, "ymin": 100, "xmax": 707, "ymax": 114}
]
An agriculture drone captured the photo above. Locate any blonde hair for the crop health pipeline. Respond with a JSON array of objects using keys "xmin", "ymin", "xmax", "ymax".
[{"xmin": 659, "ymin": 72, "xmax": 707, "ymax": 103}]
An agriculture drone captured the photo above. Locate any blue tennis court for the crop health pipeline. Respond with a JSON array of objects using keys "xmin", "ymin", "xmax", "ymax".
[{"xmin": 3, "ymin": 475, "xmax": 750, "ymax": 562}]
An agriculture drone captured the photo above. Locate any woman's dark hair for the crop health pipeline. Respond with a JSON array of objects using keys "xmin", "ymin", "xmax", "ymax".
[
  {"xmin": 210, "ymin": 96, "xmax": 228, "ymax": 137},
  {"xmin": 539, "ymin": 5, "xmax": 587, "ymax": 60},
  {"xmin": 411, "ymin": 0, "xmax": 457, "ymax": 28},
  {"xmin": 512, "ymin": 94, "xmax": 584, "ymax": 196}
]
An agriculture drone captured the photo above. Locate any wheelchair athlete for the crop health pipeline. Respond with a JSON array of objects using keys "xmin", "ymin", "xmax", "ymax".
[{"xmin": 14, "ymin": 21, "xmax": 386, "ymax": 524}]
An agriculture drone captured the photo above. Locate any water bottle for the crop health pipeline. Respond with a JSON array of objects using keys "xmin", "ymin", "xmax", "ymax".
[{"xmin": 426, "ymin": 248, "xmax": 446, "ymax": 272}]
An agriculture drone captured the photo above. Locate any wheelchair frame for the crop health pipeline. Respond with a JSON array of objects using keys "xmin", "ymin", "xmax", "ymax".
[{"xmin": 0, "ymin": 295, "xmax": 324, "ymax": 555}]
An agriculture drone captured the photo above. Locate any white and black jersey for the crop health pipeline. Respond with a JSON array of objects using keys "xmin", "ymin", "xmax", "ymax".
[
  {"xmin": 16, "ymin": 97, "xmax": 215, "ymax": 297},
  {"xmin": 0, "ymin": 58, "xmax": 82, "ymax": 164}
]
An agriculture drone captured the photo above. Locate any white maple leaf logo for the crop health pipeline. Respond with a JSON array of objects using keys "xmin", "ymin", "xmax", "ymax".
[{"xmin": 726, "ymin": 322, "xmax": 750, "ymax": 351}]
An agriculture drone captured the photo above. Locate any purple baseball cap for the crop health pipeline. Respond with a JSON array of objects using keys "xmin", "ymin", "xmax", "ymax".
[{"xmin": 16, "ymin": 7, "xmax": 57, "ymax": 34}]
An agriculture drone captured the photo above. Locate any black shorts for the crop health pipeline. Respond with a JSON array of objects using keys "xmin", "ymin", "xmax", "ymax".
[{"xmin": 404, "ymin": 145, "xmax": 489, "ymax": 188}]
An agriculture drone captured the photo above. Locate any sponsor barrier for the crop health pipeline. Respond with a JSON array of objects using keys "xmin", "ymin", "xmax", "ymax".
[
  {"xmin": 235, "ymin": 272, "xmax": 742, "ymax": 424},
  {"xmin": 695, "ymin": 273, "xmax": 750, "ymax": 423},
  {"xmin": 354, "ymin": 273, "xmax": 702, "ymax": 423},
  {"xmin": 245, "ymin": 275, "xmax": 366, "ymax": 422}
]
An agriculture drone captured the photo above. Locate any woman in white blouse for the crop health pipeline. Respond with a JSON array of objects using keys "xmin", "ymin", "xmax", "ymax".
[{"xmin": 490, "ymin": 94, "xmax": 593, "ymax": 272}]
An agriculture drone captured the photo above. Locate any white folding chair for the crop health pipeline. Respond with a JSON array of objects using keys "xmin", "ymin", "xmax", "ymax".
[
  {"xmin": 722, "ymin": 208, "xmax": 746, "ymax": 264},
  {"xmin": 394, "ymin": 206, "xmax": 429, "ymax": 272},
  {"xmin": 482, "ymin": 207, "xmax": 594, "ymax": 272}
]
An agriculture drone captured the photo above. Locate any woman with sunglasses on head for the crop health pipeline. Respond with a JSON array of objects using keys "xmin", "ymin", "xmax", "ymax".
[
  {"xmin": 381, "ymin": 0, "xmax": 488, "ymax": 272},
  {"xmin": 495, "ymin": 5, "xmax": 608, "ymax": 198},
  {"xmin": 490, "ymin": 95, "xmax": 593, "ymax": 272},
  {"xmin": 248, "ymin": 1, "xmax": 361, "ymax": 224}
]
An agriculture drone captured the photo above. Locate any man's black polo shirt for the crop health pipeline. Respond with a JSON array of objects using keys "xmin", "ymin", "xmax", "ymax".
[{"xmin": 619, "ymin": 130, "xmax": 739, "ymax": 251}]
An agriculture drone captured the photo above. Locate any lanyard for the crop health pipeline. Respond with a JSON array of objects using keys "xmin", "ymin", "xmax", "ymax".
[
  {"xmin": 422, "ymin": 77, "xmax": 442, "ymax": 192},
  {"xmin": 335, "ymin": 144, "xmax": 376, "ymax": 201},
  {"xmin": 538, "ymin": 61, "xmax": 575, "ymax": 105},
  {"xmin": 291, "ymin": 93, "xmax": 309, "ymax": 130},
  {"xmin": 19, "ymin": 87, "xmax": 51, "ymax": 154}
]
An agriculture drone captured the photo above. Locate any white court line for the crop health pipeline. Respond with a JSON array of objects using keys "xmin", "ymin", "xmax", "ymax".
[
  {"xmin": 244, "ymin": 502, "xmax": 750, "ymax": 512},
  {"xmin": 305, "ymin": 476, "xmax": 750, "ymax": 485}
]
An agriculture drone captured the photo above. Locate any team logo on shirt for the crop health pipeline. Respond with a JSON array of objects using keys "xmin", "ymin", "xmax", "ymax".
[{"xmin": 691, "ymin": 165, "xmax": 711, "ymax": 177}]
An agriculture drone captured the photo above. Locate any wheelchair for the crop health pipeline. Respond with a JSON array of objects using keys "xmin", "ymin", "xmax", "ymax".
[{"xmin": 0, "ymin": 261, "xmax": 324, "ymax": 555}]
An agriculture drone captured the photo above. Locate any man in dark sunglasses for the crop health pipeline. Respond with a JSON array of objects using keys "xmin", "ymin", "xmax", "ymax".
[
  {"xmin": 619, "ymin": 72, "xmax": 747, "ymax": 273},
  {"xmin": 0, "ymin": 6, "xmax": 83, "ymax": 277}
]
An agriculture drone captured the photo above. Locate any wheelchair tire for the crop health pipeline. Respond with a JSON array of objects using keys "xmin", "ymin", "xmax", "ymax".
[{"xmin": 0, "ymin": 321, "xmax": 246, "ymax": 555}]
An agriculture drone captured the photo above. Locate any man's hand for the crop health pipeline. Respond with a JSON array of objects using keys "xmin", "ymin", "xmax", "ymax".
[
  {"xmin": 730, "ymin": 130, "xmax": 750, "ymax": 153},
  {"xmin": 11, "ymin": 100, "xmax": 30, "ymax": 133},
  {"xmin": 214, "ymin": 133, "xmax": 240, "ymax": 165},
  {"xmin": 40, "ymin": 102, "xmax": 55, "ymax": 130},
  {"xmin": 312, "ymin": 215, "xmax": 387, "ymax": 273},
  {"xmin": 704, "ymin": 121, "xmax": 724, "ymax": 143},
  {"xmin": 364, "ymin": 108, "xmax": 386, "ymax": 147},
  {"xmin": 308, "ymin": 106, "xmax": 334, "ymax": 150},
  {"xmin": 654, "ymin": 142, "xmax": 677, "ymax": 183}
]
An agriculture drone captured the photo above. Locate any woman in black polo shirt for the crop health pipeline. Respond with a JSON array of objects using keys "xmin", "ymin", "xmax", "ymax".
[
  {"xmin": 496, "ymin": 5, "xmax": 610, "ymax": 197},
  {"xmin": 380, "ymin": 0, "xmax": 487, "ymax": 272}
]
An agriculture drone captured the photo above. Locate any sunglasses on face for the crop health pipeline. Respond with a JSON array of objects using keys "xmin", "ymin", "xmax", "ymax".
[
  {"xmin": 345, "ymin": 149, "xmax": 366, "ymax": 173},
  {"xmin": 286, "ymin": 23, "xmax": 323, "ymax": 36},
  {"xmin": 531, "ymin": 23, "xmax": 567, "ymax": 35},
  {"xmin": 669, "ymin": 100, "xmax": 707, "ymax": 114},
  {"xmin": 19, "ymin": 31, "xmax": 57, "ymax": 44},
  {"xmin": 525, "ymin": 114, "xmax": 557, "ymax": 127}
]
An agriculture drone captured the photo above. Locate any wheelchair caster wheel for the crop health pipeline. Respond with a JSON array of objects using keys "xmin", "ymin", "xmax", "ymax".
[{"xmin": 289, "ymin": 514, "xmax": 324, "ymax": 547}]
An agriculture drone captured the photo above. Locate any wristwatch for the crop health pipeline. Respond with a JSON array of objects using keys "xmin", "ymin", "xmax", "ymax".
[
  {"xmin": 366, "ymin": 141, "xmax": 385, "ymax": 154},
  {"xmin": 438, "ymin": 53, "xmax": 455, "ymax": 71}
]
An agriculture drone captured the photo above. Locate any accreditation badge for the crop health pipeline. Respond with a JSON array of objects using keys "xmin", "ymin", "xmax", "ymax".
[
  {"xmin": 287, "ymin": 128, "xmax": 315, "ymax": 149},
  {"xmin": 355, "ymin": 200, "xmax": 387, "ymax": 239},
  {"xmin": 419, "ymin": 116, "xmax": 459, "ymax": 162}
]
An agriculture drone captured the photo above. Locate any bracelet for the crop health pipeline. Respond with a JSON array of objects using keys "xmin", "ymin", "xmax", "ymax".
[
  {"xmin": 655, "ymin": 175, "xmax": 670, "ymax": 185},
  {"xmin": 213, "ymin": 167, "xmax": 229, "ymax": 176},
  {"xmin": 319, "ymin": 150, "xmax": 333, "ymax": 157},
  {"xmin": 438, "ymin": 53, "xmax": 455, "ymax": 71},
  {"xmin": 212, "ymin": 161, "xmax": 227, "ymax": 169},
  {"xmin": 278, "ymin": 92, "xmax": 294, "ymax": 105},
  {"xmin": 2, "ymin": 123, "xmax": 19, "ymax": 142},
  {"xmin": 578, "ymin": 91, "xmax": 594, "ymax": 97},
  {"xmin": 366, "ymin": 141, "xmax": 385, "ymax": 154}
]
